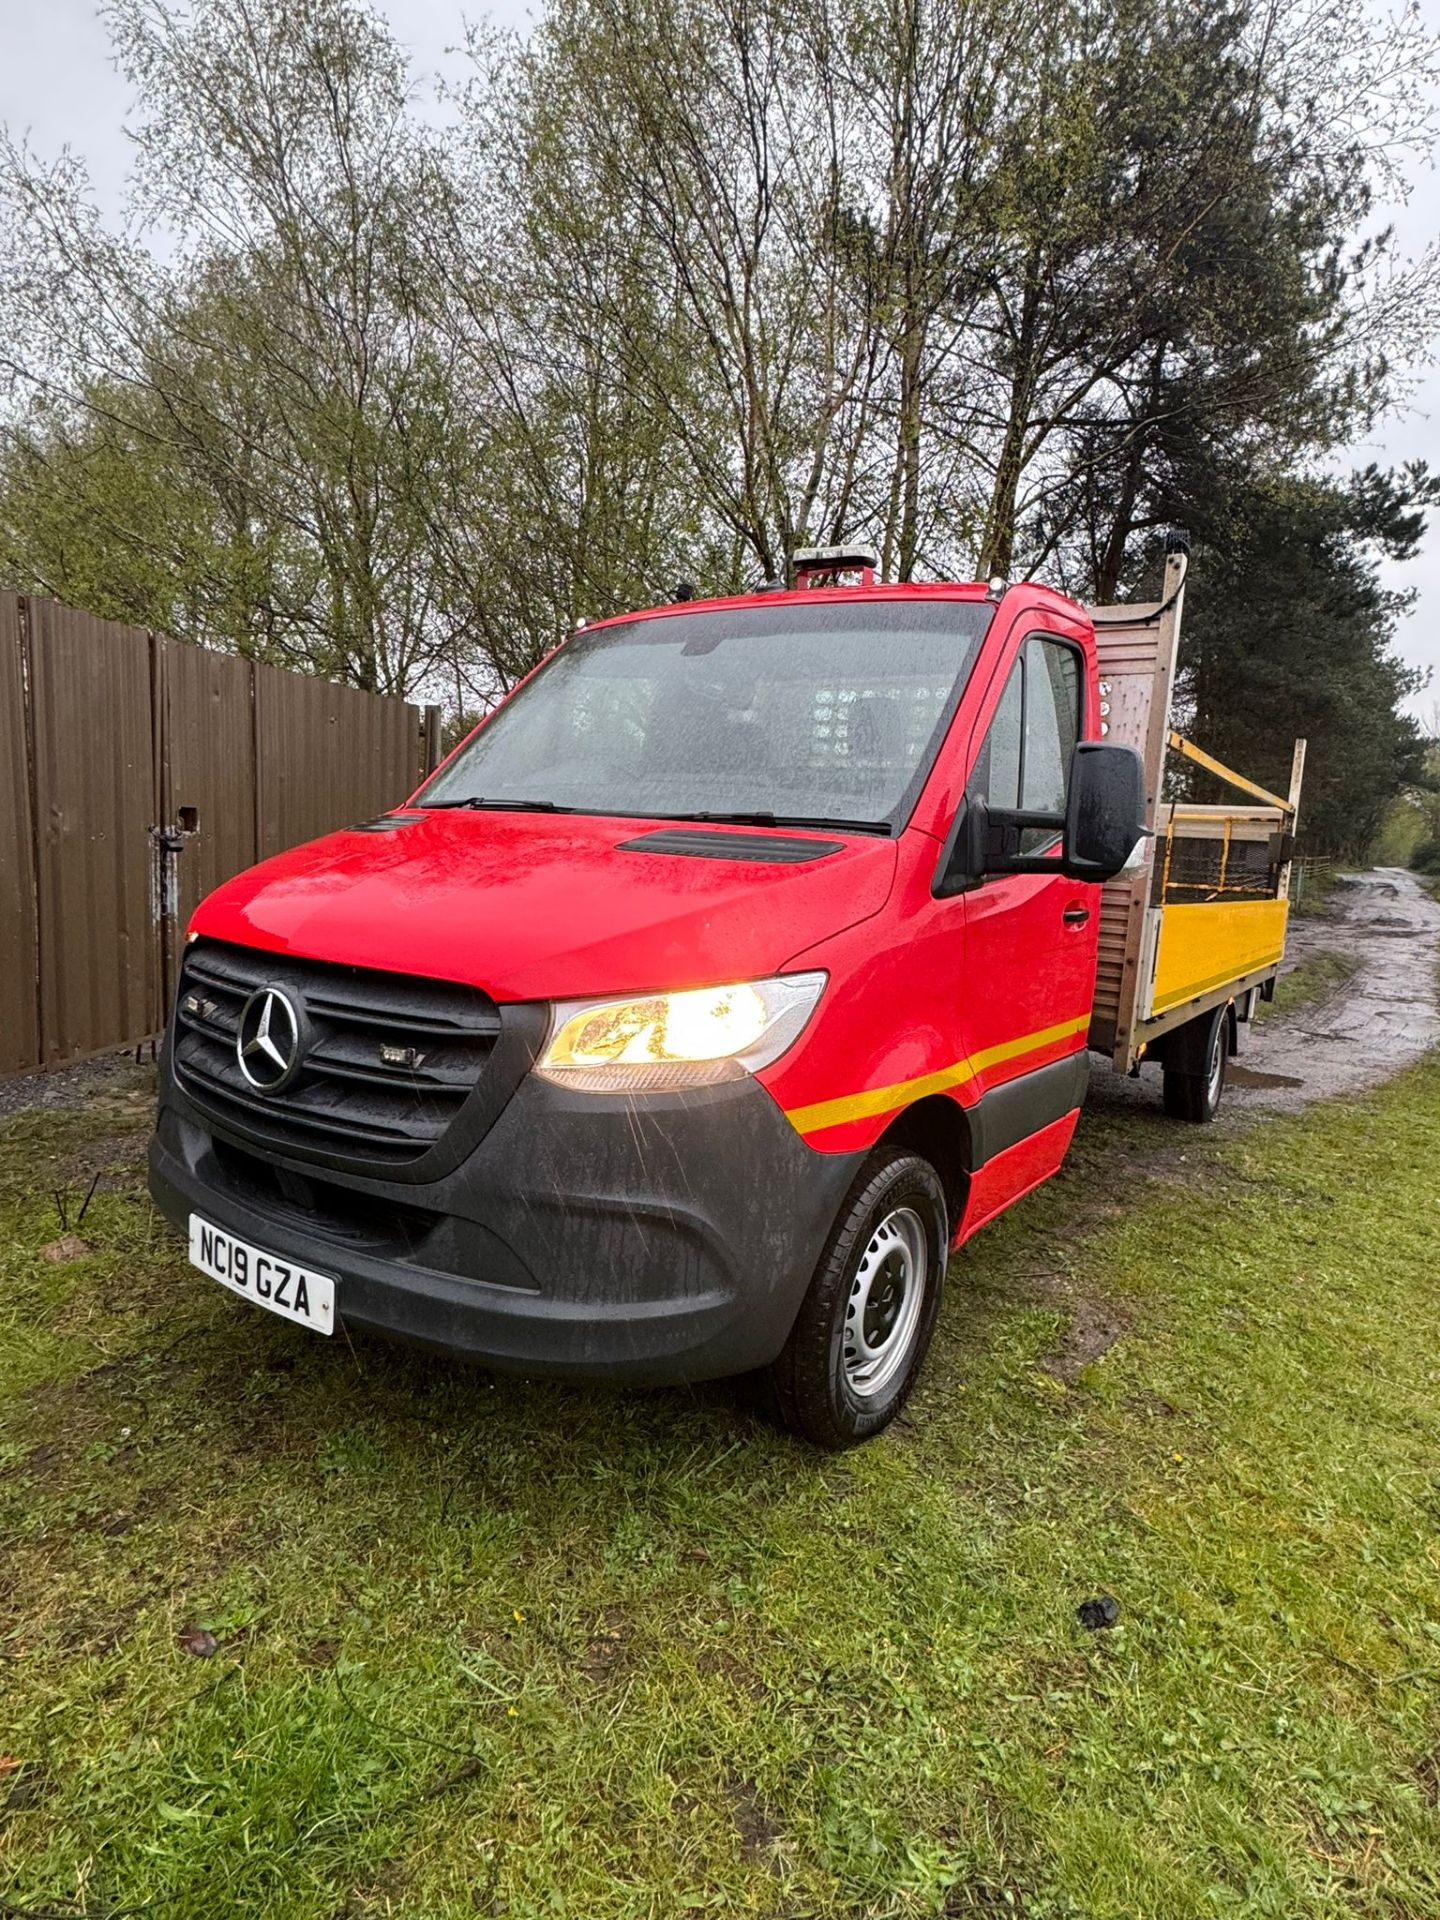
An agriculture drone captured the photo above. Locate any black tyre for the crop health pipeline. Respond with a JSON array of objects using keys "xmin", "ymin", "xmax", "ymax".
[
  {"xmin": 768, "ymin": 1148, "xmax": 948, "ymax": 1450},
  {"xmin": 1162, "ymin": 1006, "xmax": 1228, "ymax": 1123}
]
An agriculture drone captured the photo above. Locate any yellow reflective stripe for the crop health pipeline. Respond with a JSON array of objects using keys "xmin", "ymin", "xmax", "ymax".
[
  {"xmin": 785, "ymin": 1013, "xmax": 1091, "ymax": 1137},
  {"xmin": 968, "ymin": 1011, "xmax": 1092, "ymax": 1074},
  {"xmin": 786, "ymin": 1060, "xmax": 976, "ymax": 1136}
]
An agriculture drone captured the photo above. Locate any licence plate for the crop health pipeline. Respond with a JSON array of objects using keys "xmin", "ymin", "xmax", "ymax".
[{"xmin": 188, "ymin": 1215, "xmax": 336, "ymax": 1335}]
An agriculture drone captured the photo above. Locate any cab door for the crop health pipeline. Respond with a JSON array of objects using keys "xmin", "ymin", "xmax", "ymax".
[{"xmin": 957, "ymin": 632, "xmax": 1098, "ymax": 1228}]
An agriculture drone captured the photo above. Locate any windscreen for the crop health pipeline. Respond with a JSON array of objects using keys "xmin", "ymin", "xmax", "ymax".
[{"xmin": 419, "ymin": 599, "xmax": 993, "ymax": 829}]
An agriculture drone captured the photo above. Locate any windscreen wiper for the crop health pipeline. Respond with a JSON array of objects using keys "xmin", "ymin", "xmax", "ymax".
[
  {"xmin": 420, "ymin": 797, "xmax": 572, "ymax": 813},
  {"xmin": 663, "ymin": 809, "xmax": 893, "ymax": 836}
]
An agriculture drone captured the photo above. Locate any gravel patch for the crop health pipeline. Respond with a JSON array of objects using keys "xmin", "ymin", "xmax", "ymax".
[{"xmin": 0, "ymin": 1047, "xmax": 157, "ymax": 1119}]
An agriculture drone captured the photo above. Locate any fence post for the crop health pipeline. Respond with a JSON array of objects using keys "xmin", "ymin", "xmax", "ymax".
[
  {"xmin": 250, "ymin": 658, "xmax": 263, "ymax": 863},
  {"xmin": 423, "ymin": 704, "xmax": 444, "ymax": 776},
  {"xmin": 0, "ymin": 596, "xmax": 42, "ymax": 1074}
]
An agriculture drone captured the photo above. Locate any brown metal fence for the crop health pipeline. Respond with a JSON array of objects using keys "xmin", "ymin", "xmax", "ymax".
[{"xmin": 1, "ymin": 594, "xmax": 441, "ymax": 1076}]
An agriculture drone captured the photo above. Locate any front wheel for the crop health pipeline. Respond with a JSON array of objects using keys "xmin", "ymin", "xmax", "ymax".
[{"xmin": 768, "ymin": 1148, "xmax": 948, "ymax": 1449}]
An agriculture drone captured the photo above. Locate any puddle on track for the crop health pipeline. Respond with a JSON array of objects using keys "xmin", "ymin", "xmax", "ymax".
[{"xmin": 1227, "ymin": 1065, "xmax": 1303, "ymax": 1091}]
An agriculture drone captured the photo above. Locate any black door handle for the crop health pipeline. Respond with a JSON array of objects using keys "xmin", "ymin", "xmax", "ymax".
[{"xmin": 1062, "ymin": 905, "xmax": 1091, "ymax": 927}]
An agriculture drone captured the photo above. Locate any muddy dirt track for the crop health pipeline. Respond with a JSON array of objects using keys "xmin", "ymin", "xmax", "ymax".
[{"xmin": 1090, "ymin": 867, "xmax": 1440, "ymax": 1122}]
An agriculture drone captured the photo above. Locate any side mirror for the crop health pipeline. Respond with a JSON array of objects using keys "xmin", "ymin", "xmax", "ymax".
[
  {"xmin": 934, "ymin": 741, "xmax": 1145, "ymax": 894},
  {"xmin": 1061, "ymin": 742, "xmax": 1146, "ymax": 881}
]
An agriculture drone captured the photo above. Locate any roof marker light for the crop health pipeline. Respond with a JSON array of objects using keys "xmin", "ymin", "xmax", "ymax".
[{"xmin": 793, "ymin": 545, "xmax": 879, "ymax": 591}]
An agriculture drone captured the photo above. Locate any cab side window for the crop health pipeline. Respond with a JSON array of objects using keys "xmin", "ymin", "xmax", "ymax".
[
  {"xmin": 969, "ymin": 636, "xmax": 1083, "ymax": 856},
  {"xmin": 970, "ymin": 659, "xmax": 1022, "ymax": 808},
  {"xmin": 1022, "ymin": 640, "xmax": 1080, "ymax": 817}
]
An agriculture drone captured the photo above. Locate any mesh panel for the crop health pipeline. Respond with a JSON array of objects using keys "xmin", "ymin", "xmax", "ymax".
[{"xmin": 1152, "ymin": 833, "xmax": 1281, "ymax": 904}]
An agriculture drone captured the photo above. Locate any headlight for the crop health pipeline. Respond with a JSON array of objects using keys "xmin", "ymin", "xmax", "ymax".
[{"xmin": 536, "ymin": 972, "xmax": 827, "ymax": 1091}]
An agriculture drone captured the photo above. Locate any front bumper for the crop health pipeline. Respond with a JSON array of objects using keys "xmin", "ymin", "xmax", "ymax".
[{"xmin": 148, "ymin": 1054, "xmax": 862, "ymax": 1384}]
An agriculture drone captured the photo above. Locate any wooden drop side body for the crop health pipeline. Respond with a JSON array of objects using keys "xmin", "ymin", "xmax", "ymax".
[{"xmin": 1086, "ymin": 552, "xmax": 1303, "ymax": 1072}]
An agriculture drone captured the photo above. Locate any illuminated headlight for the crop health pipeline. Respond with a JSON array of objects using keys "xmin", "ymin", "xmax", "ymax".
[{"xmin": 536, "ymin": 972, "xmax": 827, "ymax": 1092}]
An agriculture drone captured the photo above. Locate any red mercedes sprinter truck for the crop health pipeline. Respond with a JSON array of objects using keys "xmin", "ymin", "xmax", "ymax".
[{"xmin": 148, "ymin": 544, "xmax": 1299, "ymax": 1445}]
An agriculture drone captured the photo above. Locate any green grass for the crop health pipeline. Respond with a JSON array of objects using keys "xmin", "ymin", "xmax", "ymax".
[
  {"xmin": 1371, "ymin": 800, "xmax": 1431, "ymax": 871},
  {"xmin": 1291, "ymin": 864, "xmax": 1345, "ymax": 919},
  {"xmin": 3, "ymin": 1063, "xmax": 1440, "ymax": 1918},
  {"xmin": 1256, "ymin": 948, "xmax": 1360, "ymax": 1025}
]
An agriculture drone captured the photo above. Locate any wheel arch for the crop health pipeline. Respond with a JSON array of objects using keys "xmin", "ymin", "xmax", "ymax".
[{"xmin": 877, "ymin": 1093, "xmax": 972, "ymax": 1231}]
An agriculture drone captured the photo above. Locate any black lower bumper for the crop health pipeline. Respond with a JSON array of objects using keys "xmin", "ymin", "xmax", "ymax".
[{"xmin": 148, "ymin": 1061, "xmax": 863, "ymax": 1384}]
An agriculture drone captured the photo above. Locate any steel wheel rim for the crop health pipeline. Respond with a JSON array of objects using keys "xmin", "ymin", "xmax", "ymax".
[
  {"xmin": 1207, "ymin": 1024, "xmax": 1225, "ymax": 1106},
  {"xmin": 843, "ymin": 1205, "xmax": 928, "ymax": 1400}
]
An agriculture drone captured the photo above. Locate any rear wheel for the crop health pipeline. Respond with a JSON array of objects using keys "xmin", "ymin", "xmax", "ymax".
[
  {"xmin": 1162, "ymin": 1006, "xmax": 1228, "ymax": 1123},
  {"xmin": 768, "ymin": 1148, "xmax": 948, "ymax": 1450}
]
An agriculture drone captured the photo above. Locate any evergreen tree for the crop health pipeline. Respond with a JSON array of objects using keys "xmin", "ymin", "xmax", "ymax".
[{"xmin": 1176, "ymin": 464, "xmax": 1434, "ymax": 854}]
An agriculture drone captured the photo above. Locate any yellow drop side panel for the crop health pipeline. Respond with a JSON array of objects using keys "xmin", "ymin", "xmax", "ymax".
[{"xmin": 1149, "ymin": 899, "xmax": 1289, "ymax": 1016}]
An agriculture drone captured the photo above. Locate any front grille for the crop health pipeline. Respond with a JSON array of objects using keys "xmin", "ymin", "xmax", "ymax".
[
  {"xmin": 172, "ymin": 938, "xmax": 502, "ymax": 1163},
  {"xmin": 209, "ymin": 1135, "xmax": 436, "ymax": 1249}
]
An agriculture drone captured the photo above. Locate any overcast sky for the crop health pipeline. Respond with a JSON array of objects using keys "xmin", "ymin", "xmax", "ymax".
[{"xmin": 2, "ymin": 0, "xmax": 1437, "ymax": 719}]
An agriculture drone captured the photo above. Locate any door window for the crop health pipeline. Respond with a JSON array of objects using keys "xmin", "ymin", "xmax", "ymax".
[
  {"xmin": 970, "ymin": 661, "xmax": 1022, "ymax": 807},
  {"xmin": 1021, "ymin": 640, "xmax": 1080, "ymax": 816},
  {"xmin": 970, "ymin": 636, "xmax": 1083, "ymax": 855}
]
